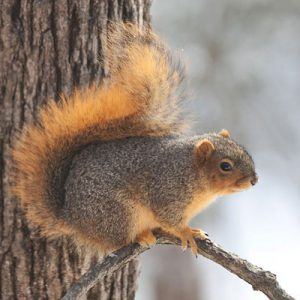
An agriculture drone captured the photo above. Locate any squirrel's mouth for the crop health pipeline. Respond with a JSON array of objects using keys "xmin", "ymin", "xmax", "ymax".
[
  {"xmin": 234, "ymin": 174, "xmax": 258, "ymax": 191},
  {"xmin": 218, "ymin": 174, "xmax": 258, "ymax": 195}
]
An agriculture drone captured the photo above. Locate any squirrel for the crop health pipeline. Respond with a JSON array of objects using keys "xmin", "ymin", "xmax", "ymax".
[{"xmin": 11, "ymin": 23, "xmax": 258, "ymax": 255}]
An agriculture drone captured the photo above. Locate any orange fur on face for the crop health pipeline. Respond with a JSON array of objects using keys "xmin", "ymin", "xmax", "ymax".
[{"xmin": 204, "ymin": 159, "xmax": 254, "ymax": 196}]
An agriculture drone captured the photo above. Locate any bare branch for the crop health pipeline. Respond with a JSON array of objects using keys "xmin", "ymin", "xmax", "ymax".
[{"xmin": 62, "ymin": 231, "xmax": 295, "ymax": 300}]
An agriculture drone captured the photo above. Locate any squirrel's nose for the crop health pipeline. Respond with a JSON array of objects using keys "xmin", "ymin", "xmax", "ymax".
[{"xmin": 251, "ymin": 175, "xmax": 258, "ymax": 186}]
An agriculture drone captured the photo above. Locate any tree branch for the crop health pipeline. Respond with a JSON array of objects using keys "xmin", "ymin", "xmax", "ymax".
[{"xmin": 62, "ymin": 231, "xmax": 295, "ymax": 300}]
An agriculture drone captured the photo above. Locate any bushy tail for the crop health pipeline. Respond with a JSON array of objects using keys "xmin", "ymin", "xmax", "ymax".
[{"xmin": 11, "ymin": 23, "xmax": 187, "ymax": 237}]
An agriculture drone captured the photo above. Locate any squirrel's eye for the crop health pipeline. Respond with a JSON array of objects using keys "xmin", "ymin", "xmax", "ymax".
[{"xmin": 219, "ymin": 161, "xmax": 233, "ymax": 172}]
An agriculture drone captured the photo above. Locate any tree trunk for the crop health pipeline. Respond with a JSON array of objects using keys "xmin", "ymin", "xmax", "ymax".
[{"xmin": 0, "ymin": 1, "xmax": 151, "ymax": 299}]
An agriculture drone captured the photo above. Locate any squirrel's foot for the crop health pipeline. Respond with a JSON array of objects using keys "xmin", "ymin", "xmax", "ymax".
[
  {"xmin": 179, "ymin": 227, "xmax": 199, "ymax": 255},
  {"xmin": 191, "ymin": 228, "xmax": 208, "ymax": 240},
  {"xmin": 162, "ymin": 226, "xmax": 208, "ymax": 255},
  {"xmin": 162, "ymin": 226, "xmax": 199, "ymax": 255},
  {"xmin": 136, "ymin": 229, "xmax": 157, "ymax": 248}
]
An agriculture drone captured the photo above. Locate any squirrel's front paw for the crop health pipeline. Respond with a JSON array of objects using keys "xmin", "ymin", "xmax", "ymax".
[
  {"xmin": 167, "ymin": 226, "xmax": 208, "ymax": 255},
  {"xmin": 179, "ymin": 227, "xmax": 199, "ymax": 255},
  {"xmin": 191, "ymin": 228, "xmax": 208, "ymax": 240},
  {"xmin": 136, "ymin": 229, "xmax": 157, "ymax": 247}
]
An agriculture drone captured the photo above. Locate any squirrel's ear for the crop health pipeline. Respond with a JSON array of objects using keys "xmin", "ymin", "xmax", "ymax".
[
  {"xmin": 195, "ymin": 139, "xmax": 215, "ymax": 163},
  {"xmin": 219, "ymin": 129, "xmax": 230, "ymax": 138}
]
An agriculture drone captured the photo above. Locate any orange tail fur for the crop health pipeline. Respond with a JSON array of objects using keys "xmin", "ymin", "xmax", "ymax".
[{"xmin": 11, "ymin": 23, "xmax": 186, "ymax": 238}]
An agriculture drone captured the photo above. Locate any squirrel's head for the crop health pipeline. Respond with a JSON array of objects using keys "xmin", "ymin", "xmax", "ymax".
[{"xmin": 194, "ymin": 129, "xmax": 257, "ymax": 196}]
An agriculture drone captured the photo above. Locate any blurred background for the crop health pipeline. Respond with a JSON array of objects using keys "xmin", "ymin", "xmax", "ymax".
[{"xmin": 136, "ymin": 0, "xmax": 300, "ymax": 299}]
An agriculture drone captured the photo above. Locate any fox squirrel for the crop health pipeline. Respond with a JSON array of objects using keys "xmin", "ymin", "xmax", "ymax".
[{"xmin": 11, "ymin": 23, "xmax": 257, "ymax": 255}]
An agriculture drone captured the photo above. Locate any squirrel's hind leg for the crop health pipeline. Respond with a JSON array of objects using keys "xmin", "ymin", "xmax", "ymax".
[{"xmin": 136, "ymin": 229, "xmax": 157, "ymax": 247}]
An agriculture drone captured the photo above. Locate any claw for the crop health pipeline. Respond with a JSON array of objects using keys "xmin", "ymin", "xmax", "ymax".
[
  {"xmin": 159, "ymin": 225, "xmax": 208, "ymax": 255},
  {"xmin": 174, "ymin": 227, "xmax": 199, "ymax": 255},
  {"xmin": 180, "ymin": 236, "xmax": 188, "ymax": 251}
]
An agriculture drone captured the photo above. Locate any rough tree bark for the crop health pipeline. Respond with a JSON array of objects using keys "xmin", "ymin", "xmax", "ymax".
[{"xmin": 0, "ymin": 1, "xmax": 151, "ymax": 299}]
